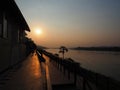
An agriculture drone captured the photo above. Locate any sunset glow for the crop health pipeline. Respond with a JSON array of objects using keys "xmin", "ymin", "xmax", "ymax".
[{"xmin": 16, "ymin": 0, "xmax": 120, "ymax": 48}]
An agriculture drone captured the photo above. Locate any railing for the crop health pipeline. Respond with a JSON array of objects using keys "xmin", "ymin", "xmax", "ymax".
[{"xmin": 39, "ymin": 49, "xmax": 120, "ymax": 90}]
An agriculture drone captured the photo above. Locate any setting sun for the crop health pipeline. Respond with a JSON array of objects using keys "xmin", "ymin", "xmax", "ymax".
[{"xmin": 35, "ymin": 28, "xmax": 42, "ymax": 35}]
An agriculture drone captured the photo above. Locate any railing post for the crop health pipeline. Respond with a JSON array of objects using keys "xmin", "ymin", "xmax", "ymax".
[
  {"xmin": 83, "ymin": 77, "xmax": 86, "ymax": 90},
  {"xmin": 74, "ymin": 70, "xmax": 77, "ymax": 86},
  {"xmin": 57, "ymin": 59, "xmax": 59, "ymax": 69},
  {"xmin": 106, "ymin": 78, "xmax": 109, "ymax": 90},
  {"xmin": 95, "ymin": 73, "xmax": 98, "ymax": 86},
  {"xmin": 63, "ymin": 63, "xmax": 66, "ymax": 75},
  {"xmin": 60, "ymin": 59, "xmax": 62, "ymax": 71},
  {"xmin": 73, "ymin": 62, "xmax": 77, "ymax": 86},
  {"xmin": 68, "ymin": 70, "xmax": 70, "ymax": 80}
]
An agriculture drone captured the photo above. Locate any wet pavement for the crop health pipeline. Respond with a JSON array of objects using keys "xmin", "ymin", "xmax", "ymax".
[{"xmin": 0, "ymin": 53, "xmax": 46, "ymax": 90}]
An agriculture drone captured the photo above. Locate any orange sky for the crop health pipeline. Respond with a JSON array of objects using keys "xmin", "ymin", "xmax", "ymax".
[{"xmin": 16, "ymin": 0, "xmax": 120, "ymax": 48}]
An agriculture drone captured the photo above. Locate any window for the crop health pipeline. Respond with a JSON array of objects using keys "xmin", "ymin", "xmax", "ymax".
[
  {"xmin": 3, "ymin": 13, "xmax": 8, "ymax": 38},
  {"xmin": 0, "ymin": 11, "xmax": 3, "ymax": 37},
  {"xmin": 18, "ymin": 30, "xmax": 20, "ymax": 43},
  {"xmin": 0, "ymin": 12, "xmax": 8, "ymax": 38}
]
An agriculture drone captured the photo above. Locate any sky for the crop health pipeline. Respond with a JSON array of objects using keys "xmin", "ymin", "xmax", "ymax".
[{"xmin": 15, "ymin": 0, "xmax": 120, "ymax": 48}]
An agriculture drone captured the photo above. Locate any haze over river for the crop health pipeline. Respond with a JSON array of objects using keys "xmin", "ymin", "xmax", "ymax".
[{"xmin": 46, "ymin": 49, "xmax": 120, "ymax": 81}]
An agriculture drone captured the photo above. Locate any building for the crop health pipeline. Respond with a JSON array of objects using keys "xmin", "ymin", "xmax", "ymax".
[{"xmin": 0, "ymin": 0, "xmax": 30, "ymax": 73}]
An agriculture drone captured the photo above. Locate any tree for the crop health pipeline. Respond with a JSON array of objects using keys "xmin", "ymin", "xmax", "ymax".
[
  {"xmin": 24, "ymin": 37, "xmax": 36, "ymax": 55},
  {"xmin": 59, "ymin": 46, "xmax": 68, "ymax": 59}
]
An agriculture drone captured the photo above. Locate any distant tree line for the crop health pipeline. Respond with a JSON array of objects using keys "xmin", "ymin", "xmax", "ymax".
[
  {"xmin": 73, "ymin": 46, "xmax": 120, "ymax": 52},
  {"xmin": 37, "ymin": 45, "xmax": 47, "ymax": 50}
]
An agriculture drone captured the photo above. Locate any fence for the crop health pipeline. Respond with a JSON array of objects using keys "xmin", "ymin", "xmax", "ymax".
[{"xmin": 38, "ymin": 49, "xmax": 120, "ymax": 90}]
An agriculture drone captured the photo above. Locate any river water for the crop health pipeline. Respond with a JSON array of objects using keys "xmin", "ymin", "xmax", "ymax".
[{"xmin": 45, "ymin": 49, "xmax": 120, "ymax": 81}]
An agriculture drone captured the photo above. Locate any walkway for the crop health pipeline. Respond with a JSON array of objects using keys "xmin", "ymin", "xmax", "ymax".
[
  {"xmin": 0, "ymin": 53, "xmax": 46, "ymax": 90},
  {"xmin": 43, "ymin": 54, "xmax": 79, "ymax": 90}
]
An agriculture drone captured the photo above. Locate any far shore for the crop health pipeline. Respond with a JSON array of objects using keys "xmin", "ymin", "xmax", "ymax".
[{"xmin": 71, "ymin": 46, "xmax": 120, "ymax": 52}]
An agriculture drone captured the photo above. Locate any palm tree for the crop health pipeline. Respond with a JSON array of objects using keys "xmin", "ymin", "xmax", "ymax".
[{"xmin": 59, "ymin": 46, "xmax": 68, "ymax": 59}]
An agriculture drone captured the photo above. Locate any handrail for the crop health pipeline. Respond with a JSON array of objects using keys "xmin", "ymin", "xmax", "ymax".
[
  {"xmin": 37, "ymin": 50, "xmax": 52, "ymax": 90},
  {"xmin": 39, "ymin": 50, "xmax": 120, "ymax": 90}
]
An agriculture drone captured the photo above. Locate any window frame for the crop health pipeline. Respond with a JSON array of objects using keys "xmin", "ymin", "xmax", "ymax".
[
  {"xmin": 3, "ymin": 12, "xmax": 8, "ymax": 39},
  {"xmin": 0, "ymin": 11, "xmax": 3, "ymax": 37}
]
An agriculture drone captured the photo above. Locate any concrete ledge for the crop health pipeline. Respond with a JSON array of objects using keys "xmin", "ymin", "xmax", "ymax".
[{"xmin": 46, "ymin": 63, "xmax": 52, "ymax": 90}]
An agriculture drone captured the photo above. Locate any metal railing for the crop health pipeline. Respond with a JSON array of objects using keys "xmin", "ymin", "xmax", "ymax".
[{"xmin": 39, "ymin": 50, "xmax": 120, "ymax": 90}]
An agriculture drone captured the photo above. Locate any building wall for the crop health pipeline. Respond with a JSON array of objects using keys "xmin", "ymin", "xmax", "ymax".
[
  {"xmin": 0, "ymin": 4, "xmax": 27, "ymax": 73},
  {"xmin": 0, "ymin": 38, "xmax": 11, "ymax": 72}
]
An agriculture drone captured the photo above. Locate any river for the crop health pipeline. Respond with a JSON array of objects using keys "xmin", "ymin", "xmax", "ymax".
[{"xmin": 45, "ymin": 48, "xmax": 120, "ymax": 81}]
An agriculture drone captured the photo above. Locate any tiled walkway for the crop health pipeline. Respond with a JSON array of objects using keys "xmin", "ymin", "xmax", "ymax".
[{"xmin": 0, "ymin": 53, "xmax": 46, "ymax": 90}]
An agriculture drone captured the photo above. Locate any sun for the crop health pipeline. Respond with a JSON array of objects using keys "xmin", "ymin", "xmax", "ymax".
[{"xmin": 35, "ymin": 28, "xmax": 42, "ymax": 35}]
